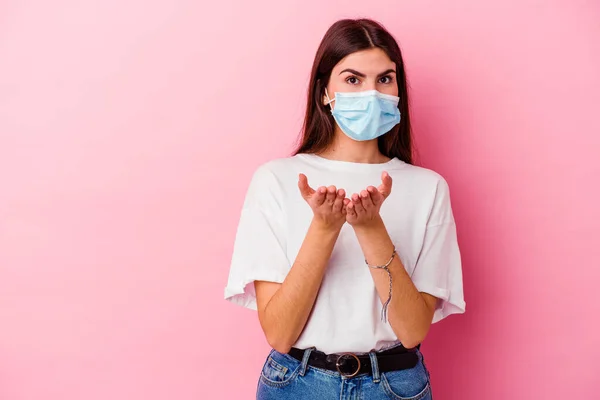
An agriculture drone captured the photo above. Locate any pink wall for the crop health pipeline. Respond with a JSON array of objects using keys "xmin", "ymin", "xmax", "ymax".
[{"xmin": 1, "ymin": 1, "xmax": 598, "ymax": 399}]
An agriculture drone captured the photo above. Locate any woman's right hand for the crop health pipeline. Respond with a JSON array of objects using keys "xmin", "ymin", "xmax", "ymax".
[{"xmin": 298, "ymin": 173, "xmax": 346, "ymax": 231}]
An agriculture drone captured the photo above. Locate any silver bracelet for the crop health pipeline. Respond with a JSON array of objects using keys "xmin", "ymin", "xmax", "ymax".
[{"xmin": 365, "ymin": 248, "xmax": 396, "ymax": 323}]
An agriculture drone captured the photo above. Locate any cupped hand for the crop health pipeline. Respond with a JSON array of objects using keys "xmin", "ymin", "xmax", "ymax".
[
  {"xmin": 345, "ymin": 171, "xmax": 393, "ymax": 228},
  {"xmin": 298, "ymin": 173, "xmax": 347, "ymax": 231}
]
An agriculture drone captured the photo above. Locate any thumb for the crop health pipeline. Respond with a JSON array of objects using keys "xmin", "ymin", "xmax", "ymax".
[
  {"xmin": 298, "ymin": 173, "xmax": 315, "ymax": 199},
  {"xmin": 378, "ymin": 171, "xmax": 393, "ymax": 198}
]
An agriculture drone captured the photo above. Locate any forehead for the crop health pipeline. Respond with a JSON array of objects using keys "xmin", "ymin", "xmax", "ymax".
[{"xmin": 332, "ymin": 48, "xmax": 396, "ymax": 74}]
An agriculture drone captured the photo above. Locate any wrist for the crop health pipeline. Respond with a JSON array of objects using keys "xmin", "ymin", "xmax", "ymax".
[
  {"xmin": 310, "ymin": 217, "xmax": 343, "ymax": 236},
  {"xmin": 352, "ymin": 215, "xmax": 385, "ymax": 235},
  {"xmin": 352, "ymin": 216, "xmax": 394, "ymax": 259}
]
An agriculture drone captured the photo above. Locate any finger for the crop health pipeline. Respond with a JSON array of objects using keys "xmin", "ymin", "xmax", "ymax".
[
  {"xmin": 298, "ymin": 173, "xmax": 315, "ymax": 199},
  {"xmin": 314, "ymin": 186, "xmax": 327, "ymax": 205},
  {"xmin": 333, "ymin": 188, "xmax": 345, "ymax": 212},
  {"xmin": 346, "ymin": 200, "xmax": 356, "ymax": 218},
  {"xmin": 325, "ymin": 185, "xmax": 337, "ymax": 206},
  {"xmin": 360, "ymin": 189, "xmax": 375, "ymax": 209},
  {"xmin": 367, "ymin": 185, "xmax": 384, "ymax": 206},
  {"xmin": 378, "ymin": 171, "xmax": 393, "ymax": 199},
  {"xmin": 342, "ymin": 198, "xmax": 351, "ymax": 216},
  {"xmin": 352, "ymin": 193, "xmax": 366, "ymax": 214}
]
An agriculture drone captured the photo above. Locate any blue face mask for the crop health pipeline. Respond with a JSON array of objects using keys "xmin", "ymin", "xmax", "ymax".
[{"xmin": 325, "ymin": 89, "xmax": 401, "ymax": 141}]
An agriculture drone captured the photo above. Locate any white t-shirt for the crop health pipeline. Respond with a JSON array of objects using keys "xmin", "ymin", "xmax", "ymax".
[{"xmin": 224, "ymin": 153, "xmax": 466, "ymax": 354}]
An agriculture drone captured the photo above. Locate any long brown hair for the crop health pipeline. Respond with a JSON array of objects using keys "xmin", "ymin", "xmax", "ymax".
[{"xmin": 294, "ymin": 19, "xmax": 413, "ymax": 165}]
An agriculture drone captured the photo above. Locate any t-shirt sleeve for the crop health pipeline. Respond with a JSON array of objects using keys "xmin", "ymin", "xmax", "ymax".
[
  {"xmin": 223, "ymin": 165, "xmax": 291, "ymax": 310},
  {"xmin": 410, "ymin": 177, "xmax": 466, "ymax": 323}
]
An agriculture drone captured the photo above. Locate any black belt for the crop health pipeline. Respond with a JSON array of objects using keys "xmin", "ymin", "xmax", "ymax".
[{"xmin": 288, "ymin": 344, "xmax": 420, "ymax": 378}]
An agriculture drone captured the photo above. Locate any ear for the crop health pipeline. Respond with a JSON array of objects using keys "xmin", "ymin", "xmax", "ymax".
[
  {"xmin": 322, "ymin": 86, "xmax": 330, "ymax": 106},
  {"xmin": 318, "ymin": 81, "xmax": 327, "ymax": 105}
]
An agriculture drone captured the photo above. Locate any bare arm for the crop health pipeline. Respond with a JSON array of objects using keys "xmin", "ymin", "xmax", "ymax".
[
  {"xmin": 255, "ymin": 219, "xmax": 340, "ymax": 353},
  {"xmin": 345, "ymin": 172, "xmax": 438, "ymax": 349},
  {"xmin": 353, "ymin": 216, "xmax": 437, "ymax": 349},
  {"xmin": 255, "ymin": 175, "xmax": 346, "ymax": 354}
]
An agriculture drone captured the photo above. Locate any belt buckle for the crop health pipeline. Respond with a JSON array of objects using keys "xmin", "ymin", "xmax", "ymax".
[{"xmin": 336, "ymin": 353, "xmax": 361, "ymax": 378}]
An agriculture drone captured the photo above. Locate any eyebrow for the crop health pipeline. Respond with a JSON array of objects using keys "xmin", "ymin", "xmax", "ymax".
[{"xmin": 339, "ymin": 68, "xmax": 396, "ymax": 77}]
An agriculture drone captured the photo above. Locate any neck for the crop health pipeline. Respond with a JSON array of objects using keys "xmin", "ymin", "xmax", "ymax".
[{"xmin": 317, "ymin": 130, "xmax": 391, "ymax": 164}]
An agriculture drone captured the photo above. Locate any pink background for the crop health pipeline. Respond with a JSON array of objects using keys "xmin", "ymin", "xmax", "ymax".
[{"xmin": 1, "ymin": 1, "xmax": 599, "ymax": 399}]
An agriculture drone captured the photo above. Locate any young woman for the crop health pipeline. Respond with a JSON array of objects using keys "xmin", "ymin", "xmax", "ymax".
[{"xmin": 224, "ymin": 18, "xmax": 465, "ymax": 400}]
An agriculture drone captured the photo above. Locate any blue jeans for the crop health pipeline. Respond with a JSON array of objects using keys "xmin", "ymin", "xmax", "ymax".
[{"xmin": 256, "ymin": 346, "xmax": 432, "ymax": 400}]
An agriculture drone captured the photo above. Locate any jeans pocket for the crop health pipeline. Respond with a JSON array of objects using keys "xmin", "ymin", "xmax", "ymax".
[
  {"xmin": 381, "ymin": 352, "xmax": 431, "ymax": 400},
  {"xmin": 259, "ymin": 350, "xmax": 301, "ymax": 388}
]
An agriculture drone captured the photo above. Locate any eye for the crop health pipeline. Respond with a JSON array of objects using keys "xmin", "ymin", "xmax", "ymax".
[
  {"xmin": 379, "ymin": 75, "xmax": 394, "ymax": 84},
  {"xmin": 345, "ymin": 76, "xmax": 361, "ymax": 85}
]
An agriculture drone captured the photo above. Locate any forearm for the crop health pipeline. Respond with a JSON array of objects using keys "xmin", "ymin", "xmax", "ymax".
[
  {"xmin": 353, "ymin": 217, "xmax": 433, "ymax": 348},
  {"xmin": 261, "ymin": 218, "xmax": 339, "ymax": 352}
]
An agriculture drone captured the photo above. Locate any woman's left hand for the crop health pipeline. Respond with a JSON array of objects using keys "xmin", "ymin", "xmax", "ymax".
[{"xmin": 345, "ymin": 171, "xmax": 393, "ymax": 228}]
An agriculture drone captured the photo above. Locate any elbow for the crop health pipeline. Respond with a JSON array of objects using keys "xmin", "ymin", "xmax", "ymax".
[
  {"xmin": 264, "ymin": 327, "xmax": 294, "ymax": 354},
  {"xmin": 401, "ymin": 338, "xmax": 422, "ymax": 350},
  {"xmin": 259, "ymin": 312, "xmax": 295, "ymax": 354},
  {"xmin": 273, "ymin": 343, "xmax": 293, "ymax": 354},
  {"xmin": 398, "ymin": 330, "xmax": 428, "ymax": 350},
  {"xmin": 267, "ymin": 336, "xmax": 293, "ymax": 354}
]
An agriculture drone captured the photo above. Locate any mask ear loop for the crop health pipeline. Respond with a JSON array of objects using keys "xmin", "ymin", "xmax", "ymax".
[{"xmin": 324, "ymin": 88, "xmax": 335, "ymax": 107}]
